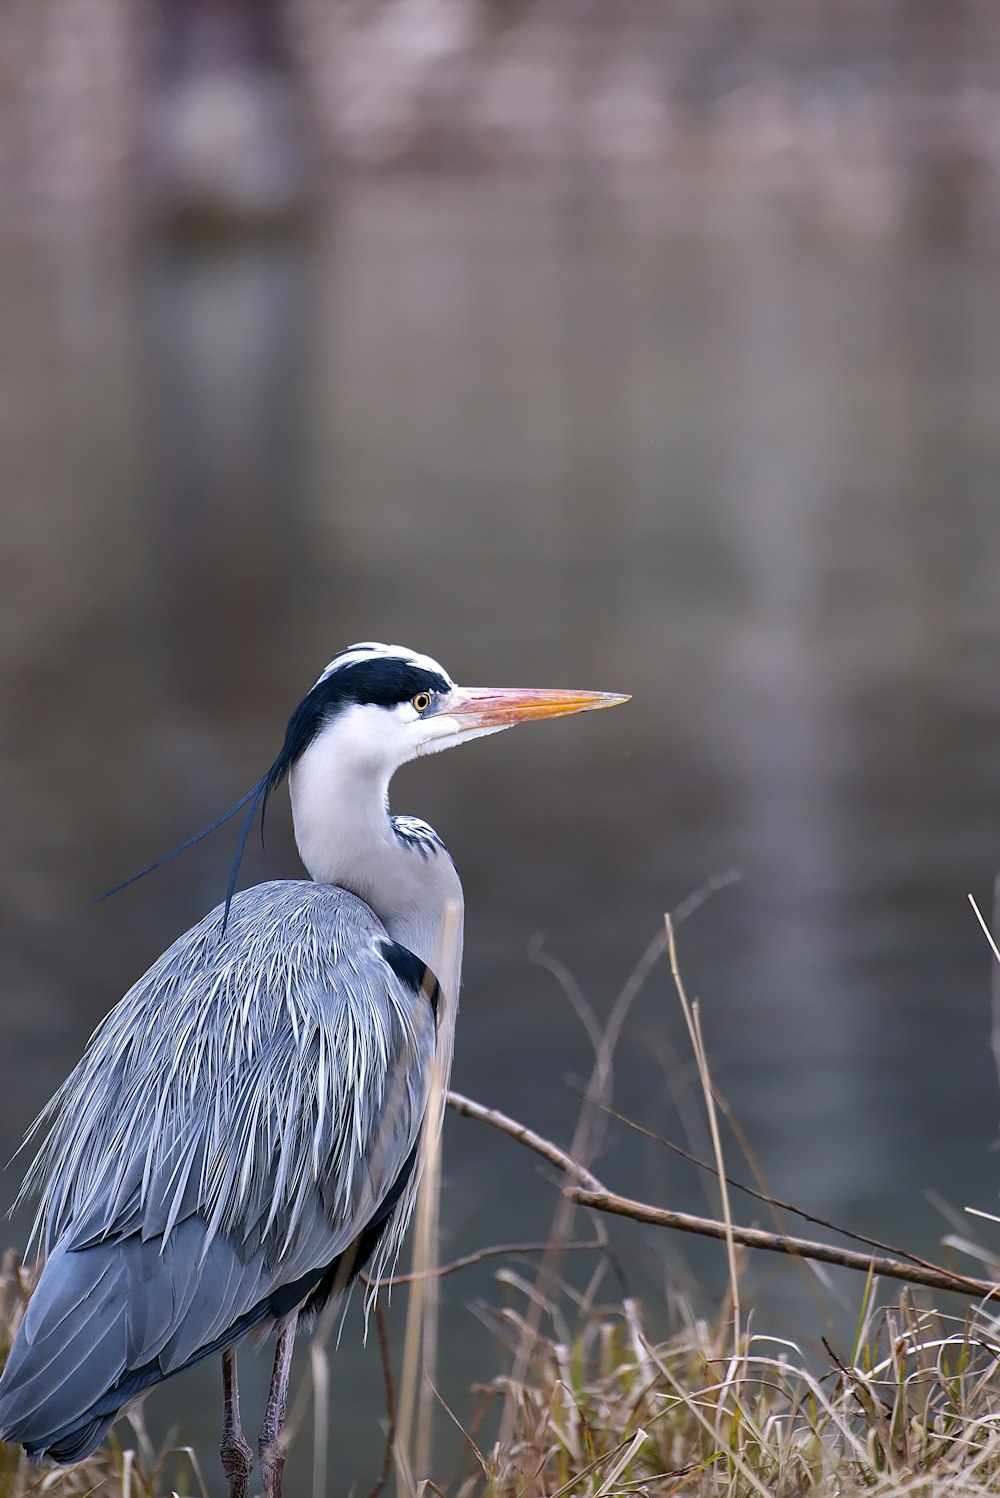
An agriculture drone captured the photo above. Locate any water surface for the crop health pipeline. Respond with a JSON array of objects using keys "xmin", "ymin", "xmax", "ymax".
[{"xmin": 1, "ymin": 179, "xmax": 999, "ymax": 1489}]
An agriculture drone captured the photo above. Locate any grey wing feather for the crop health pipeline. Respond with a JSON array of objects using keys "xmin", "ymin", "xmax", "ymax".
[{"xmin": 0, "ymin": 881, "xmax": 437, "ymax": 1461}]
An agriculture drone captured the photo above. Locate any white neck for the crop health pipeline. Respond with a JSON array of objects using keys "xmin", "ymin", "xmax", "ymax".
[{"xmin": 287, "ymin": 726, "xmax": 465, "ymax": 997}]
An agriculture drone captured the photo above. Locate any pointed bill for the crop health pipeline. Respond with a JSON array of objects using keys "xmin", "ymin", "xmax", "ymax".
[{"xmin": 445, "ymin": 686, "xmax": 630, "ymax": 730}]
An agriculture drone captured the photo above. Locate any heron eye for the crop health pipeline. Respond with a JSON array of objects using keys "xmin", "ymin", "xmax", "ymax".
[{"xmin": 412, "ymin": 693, "xmax": 432, "ymax": 714}]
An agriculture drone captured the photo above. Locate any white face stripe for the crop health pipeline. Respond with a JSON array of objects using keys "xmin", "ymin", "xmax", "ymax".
[{"xmin": 315, "ymin": 643, "xmax": 454, "ymax": 689}]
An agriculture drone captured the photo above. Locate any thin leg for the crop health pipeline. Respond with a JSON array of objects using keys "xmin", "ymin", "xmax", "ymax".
[
  {"xmin": 220, "ymin": 1348, "xmax": 254, "ymax": 1498},
  {"xmin": 259, "ymin": 1313, "xmax": 299, "ymax": 1498}
]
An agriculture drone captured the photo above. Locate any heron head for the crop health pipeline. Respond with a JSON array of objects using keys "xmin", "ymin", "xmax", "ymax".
[
  {"xmin": 98, "ymin": 641, "xmax": 628, "ymax": 924},
  {"xmin": 278, "ymin": 642, "xmax": 629, "ymax": 780}
]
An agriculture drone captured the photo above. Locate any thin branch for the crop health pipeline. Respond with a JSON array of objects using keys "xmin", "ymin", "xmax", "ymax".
[
  {"xmin": 585, "ymin": 1095, "xmax": 962, "ymax": 1274},
  {"xmin": 372, "ymin": 1238, "xmax": 605, "ymax": 1288},
  {"xmin": 366, "ymin": 1300, "xmax": 396, "ymax": 1498},
  {"xmin": 672, "ymin": 867, "xmax": 742, "ymax": 924},
  {"xmin": 970, "ymin": 891, "xmax": 1000, "ymax": 966},
  {"xmin": 397, "ymin": 899, "xmax": 461, "ymax": 1493},
  {"xmin": 446, "ymin": 1092, "xmax": 603, "ymax": 1192},
  {"xmin": 447, "ymin": 1088, "xmax": 998, "ymax": 1302},
  {"xmin": 565, "ymin": 1186, "xmax": 998, "ymax": 1301},
  {"xmin": 500, "ymin": 925, "xmax": 662, "ymax": 1450}
]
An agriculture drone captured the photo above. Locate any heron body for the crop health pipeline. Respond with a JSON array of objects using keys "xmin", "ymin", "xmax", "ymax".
[{"xmin": 0, "ymin": 642, "xmax": 625, "ymax": 1493}]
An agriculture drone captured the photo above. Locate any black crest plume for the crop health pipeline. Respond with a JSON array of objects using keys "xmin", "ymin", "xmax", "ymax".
[
  {"xmin": 95, "ymin": 764, "xmax": 288, "ymax": 935},
  {"xmin": 94, "ymin": 651, "xmax": 450, "ymax": 932},
  {"xmin": 95, "ymin": 698, "xmax": 312, "ymax": 933}
]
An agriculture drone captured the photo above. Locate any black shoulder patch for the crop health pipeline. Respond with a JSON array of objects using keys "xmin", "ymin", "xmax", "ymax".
[{"xmin": 379, "ymin": 940, "xmax": 441, "ymax": 1020}]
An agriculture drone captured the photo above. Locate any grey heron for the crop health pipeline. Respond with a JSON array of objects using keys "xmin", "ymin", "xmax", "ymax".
[{"xmin": 0, "ymin": 642, "xmax": 627, "ymax": 1497}]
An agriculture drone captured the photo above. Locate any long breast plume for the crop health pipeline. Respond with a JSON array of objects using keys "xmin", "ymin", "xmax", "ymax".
[{"xmin": 17, "ymin": 884, "xmax": 434, "ymax": 1298}]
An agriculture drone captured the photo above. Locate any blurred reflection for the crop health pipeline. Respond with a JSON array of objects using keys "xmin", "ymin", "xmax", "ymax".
[
  {"xmin": 1, "ymin": 182, "xmax": 999, "ymax": 1486},
  {"xmin": 140, "ymin": 233, "xmax": 314, "ymax": 687}
]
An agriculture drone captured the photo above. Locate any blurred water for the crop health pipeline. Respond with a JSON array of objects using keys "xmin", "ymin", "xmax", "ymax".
[{"xmin": 2, "ymin": 179, "xmax": 1000, "ymax": 1490}]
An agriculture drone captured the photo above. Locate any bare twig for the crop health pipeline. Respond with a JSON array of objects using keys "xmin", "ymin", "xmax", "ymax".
[
  {"xmin": 445, "ymin": 1092, "xmax": 603, "ymax": 1192},
  {"xmin": 585, "ymin": 1095, "xmax": 962, "ymax": 1275},
  {"xmin": 498, "ymin": 927, "xmax": 660, "ymax": 1448},
  {"xmin": 447, "ymin": 1089, "xmax": 997, "ymax": 1301},
  {"xmin": 397, "ymin": 899, "xmax": 462, "ymax": 1494},
  {"xmin": 970, "ymin": 890, "xmax": 1000, "ymax": 967},
  {"xmin": 974, "ymin": 885, "xmax": 1000, "ymax": 1111},
  {"xmin": 672, "ymin": 867, "xmax": 742, "ymax": 923},
  {"xmin": 310, "ymin": 1338, "xmax": 329, "ymax": 1498},
  {"xmin": 366, "ymin": 1300, "xmax": 396, "ymax": 1498},
  {"xmin": 565, "ymin": 1186, "xmax": 998, "ymax": 1301},
  {"xmin": 372, "ymin": 1238, "xmax": 604, "ymax": 1288}
]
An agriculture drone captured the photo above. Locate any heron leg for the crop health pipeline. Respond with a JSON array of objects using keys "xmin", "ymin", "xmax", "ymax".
[
  {"xmin": 259, "ymin": 1312, "xmax": 299, "ymax": 1498},
  {"xmin": 220, "ymin": 1348, "xmax": 254, "ymax": 1498}
]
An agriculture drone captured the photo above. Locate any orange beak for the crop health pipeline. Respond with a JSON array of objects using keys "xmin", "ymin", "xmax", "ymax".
[{"xmin": 445, "ymin": 685, "xmax": 630, "ymax": 730}]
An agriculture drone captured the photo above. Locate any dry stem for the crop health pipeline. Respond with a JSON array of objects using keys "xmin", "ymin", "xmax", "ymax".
[{"xmin": 447, "ymin": 1091, "xmax": 998, "ymax": 1302}]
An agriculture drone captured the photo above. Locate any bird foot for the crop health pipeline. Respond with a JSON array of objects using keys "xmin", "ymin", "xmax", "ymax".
[
  {"xmin": 221, "ymin": 1428, "xmax": 254, "ymax": 1498},
  {"xmin": 257, "ymin": 1313, "xmax": 297, "ymax": 1498},
  {"xmin": 259, "ymin": 1437, "xmax": 286, "ymax": 1498}
]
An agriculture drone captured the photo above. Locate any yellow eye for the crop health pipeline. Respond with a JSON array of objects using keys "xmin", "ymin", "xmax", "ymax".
[{"xmin": 412, "ymin": 692, "xmax": 432, "ymax": 713}]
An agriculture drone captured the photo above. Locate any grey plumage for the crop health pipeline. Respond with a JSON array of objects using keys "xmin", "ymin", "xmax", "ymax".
[
  {"xmin": 0, "ymin": 880, "xmax": 437, "ymax": 1463},
  {"xmin": 0, "ymin": 641, "xmax": 624, "ymax": 1489}
]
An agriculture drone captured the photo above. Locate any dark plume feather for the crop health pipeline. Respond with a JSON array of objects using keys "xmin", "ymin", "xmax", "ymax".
[
  {"xmin": 96, "ymin": 760, "xmax": 293, "ymax": 937},
  {"xmin": 94, "ymin": 782, "xmax": 267, "ymax": 905},
  {"xmin": 94, "ymin": 649, "xmax": 450, "ymax": 929},
  {"xmin": 94, "ymin": 670, "xmax": 314, "ymax": 928}
]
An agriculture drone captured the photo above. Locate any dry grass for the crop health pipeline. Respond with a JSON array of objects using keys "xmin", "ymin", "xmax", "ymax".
[
  {"xmin": 443, "ymin": 898, "xmax": 1000, "ymax": 1497},
  {"xmin": 460, "ymin": 1276, "xmax": 1000, "ymax": 1498},
  {"xmin": 7, "ymin": 1243, "xmax": 1000, "ymax": 1498},
  {"xmin": 5, "ymin": 1246, "xmax": 1000, "ymax": 1498}
]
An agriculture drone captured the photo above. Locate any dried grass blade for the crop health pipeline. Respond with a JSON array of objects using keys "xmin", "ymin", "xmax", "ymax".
[{"xmin": 665, "ymin": 914, "xmax": 741, "ymax": 1355}]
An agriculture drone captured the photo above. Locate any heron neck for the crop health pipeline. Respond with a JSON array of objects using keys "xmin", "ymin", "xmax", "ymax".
[{"xmin": 287, "ymin": 755, "xmax": 464, "ymax": 991}]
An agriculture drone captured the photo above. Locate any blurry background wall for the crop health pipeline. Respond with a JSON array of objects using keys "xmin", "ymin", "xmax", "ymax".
[
  {"xmin": 1, "ymin": 3, "xmax": 1000, "ymax": 1492},
  {"xmin": 1, "ymin": 1, "xmax": 1000, "ymax": 225}
]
